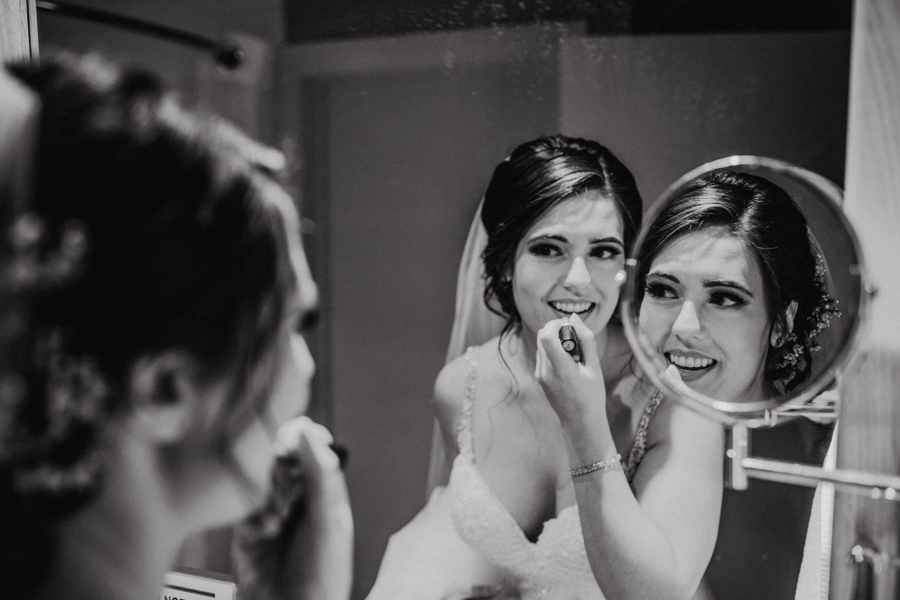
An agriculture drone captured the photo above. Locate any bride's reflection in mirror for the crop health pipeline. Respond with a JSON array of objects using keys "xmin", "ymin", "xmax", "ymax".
[
  {"xmin": 636, "ymin": 170, "xmax": 840, "ymax": 403},
  {"xmin": 628, "ymin": 167, "xmax": 844, "ymax": 599}
]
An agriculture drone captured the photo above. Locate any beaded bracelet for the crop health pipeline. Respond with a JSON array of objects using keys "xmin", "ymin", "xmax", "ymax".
[{"xmin": 569, "ymin": 453, "xmax": 622, "ymax": 478}]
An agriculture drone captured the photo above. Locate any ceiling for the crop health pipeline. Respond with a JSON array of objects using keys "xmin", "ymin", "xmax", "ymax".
[
  {"xmin": 36, "ymin": 0, "xmax": 853, "ymax": 47},
  {"xmin": 287, "ymin": 0, "xmax": 853, "ymax": 43}
]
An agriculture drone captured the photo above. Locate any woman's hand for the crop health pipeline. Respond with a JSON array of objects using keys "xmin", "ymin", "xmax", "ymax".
[
  {"xmin": 233, "ymin": 416, "xmax": 353, "ymax": 600},
  {"xmin": 534, "ymin": 313, "xmax": 607, "ymax": 427}
]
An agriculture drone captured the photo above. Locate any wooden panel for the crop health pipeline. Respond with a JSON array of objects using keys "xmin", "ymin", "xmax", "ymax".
[
  {"xmin": 831, "ymin": 352, "xmax": 900, "ymax": 598},
  {"xmin": 830, "ymin": 0, "xmax": 900, "ymax": 596},
  {"xmin": 0, "ymin": 0, "xmax": 38, "ymax": 63}
]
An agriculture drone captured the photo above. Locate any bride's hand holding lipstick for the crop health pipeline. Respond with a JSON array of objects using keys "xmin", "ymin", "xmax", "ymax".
[{"xmin": 535, "ymin": 313, "xmax": 608, "ymax": 429}]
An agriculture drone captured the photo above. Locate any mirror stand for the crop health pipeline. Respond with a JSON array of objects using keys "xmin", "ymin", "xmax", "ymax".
[
  {"xmin": 725, "ymin": 422, "xmax": 900, "ymax": 598},
  {"xmin": 726, "ymin": 422, "xmax": 900, "ymax": 500}
]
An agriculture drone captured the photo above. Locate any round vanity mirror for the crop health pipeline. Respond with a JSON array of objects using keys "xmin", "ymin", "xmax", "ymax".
[{"xmin": 621, "ymin": 156, "xmax": 868, "ymax": 425}]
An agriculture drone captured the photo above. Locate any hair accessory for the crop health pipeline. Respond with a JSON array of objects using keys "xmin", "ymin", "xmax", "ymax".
[
  {"xmin": 805, "ymin": 255, "xmax": 841, "ymax": 352},
  {"xmin": 771, "ymin": 252, "xmax": 841, "ymax": 389},
  {"xmin": 0, "ymin": 66, "xmax": 108, "ymax": 509},
  {"xmin": 1, "ymin": 214, "xmax": 88, "ymax": 293},
  {"xmin": 0, "ymin": 325, "xmax": 110, "ymax": 505},
  {"xmin": 569, "ymin": 453, "xmax": 622, "ymax": 478}
]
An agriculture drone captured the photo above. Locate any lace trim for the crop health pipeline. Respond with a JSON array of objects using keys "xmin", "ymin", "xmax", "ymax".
[
  {"xmin": 457, "ymin": 346, "xmax": 478, "ymax": 459},
  {"xmin": 623, "ymin": 389, "xmax": 664, "ymax": 483}
]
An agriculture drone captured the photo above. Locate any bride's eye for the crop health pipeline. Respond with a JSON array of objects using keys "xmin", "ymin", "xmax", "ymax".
[
  {"xmin": 528, "ymin": 242, "xmax": 562, "ymax": 258},
  {"xmin": 709, "ymin": 291, "xmax": 747, "ymax": 308},
  {"xmin": 590, "ymin": 245, "xmax": 623, "ymax": 260},
  {"xmin": 645, "ymin": 282, "xmax": 678, "ymax": 301}
]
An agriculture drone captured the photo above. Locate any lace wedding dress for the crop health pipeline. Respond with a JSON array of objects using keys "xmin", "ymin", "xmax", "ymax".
[{"xmin": 446, "ymin": 347, "xmax": 663, "ymax": 600}]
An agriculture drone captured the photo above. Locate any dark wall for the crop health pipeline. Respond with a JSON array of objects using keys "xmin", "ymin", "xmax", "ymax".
[
  {"xmin": 559, "ymin": 32, "xmax": 851, "ymax": 201},
  {"xmin": 306, "ymin": 52, "xmax": 559, "ymax": 599}
]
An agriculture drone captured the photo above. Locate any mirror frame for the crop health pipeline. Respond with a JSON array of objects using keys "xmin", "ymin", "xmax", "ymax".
[{"xmin": 620, "ymin": 155, "xmax": 871, "ymax": 425}]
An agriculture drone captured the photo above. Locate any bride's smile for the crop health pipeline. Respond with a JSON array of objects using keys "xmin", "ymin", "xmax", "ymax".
[{"xmin": 511, "ymin": 190, "xmax": 625, "ymax": 341}]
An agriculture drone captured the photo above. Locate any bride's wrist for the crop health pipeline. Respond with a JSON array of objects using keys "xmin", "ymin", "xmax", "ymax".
[{"xmin": 556, "ymin": 400, "xmax": 607, "ymax": 432}]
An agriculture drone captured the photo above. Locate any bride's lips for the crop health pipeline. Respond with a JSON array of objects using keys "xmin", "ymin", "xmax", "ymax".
[
  {"xmin": 665, "ymin": 351, "xmax": 717, "ymax": 382},
  {"xmin": 549, "ymin": 300, "xmax": 596, "ymax": 316}
]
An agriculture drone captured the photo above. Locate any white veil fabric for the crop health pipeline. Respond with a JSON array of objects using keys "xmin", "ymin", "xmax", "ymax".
[{"xmin": 425, "ymin": 199, "xmax": 507, "ymax": 491}]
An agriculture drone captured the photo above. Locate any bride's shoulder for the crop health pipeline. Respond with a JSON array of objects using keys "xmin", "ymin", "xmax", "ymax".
[
  {"xmin": 434, "ymin": 338, "xmax": 503, "ymax": 401},
  {"xmin": 433, "ymin": 337, "xmax": 504, "ymax": 435},
  {"xmin": 436, "ymin": 337, "xmax": 516, "ymax": 402}
]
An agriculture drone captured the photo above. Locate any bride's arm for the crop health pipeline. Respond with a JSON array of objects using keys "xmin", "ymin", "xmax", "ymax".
[{"xmin": 535, "ymin": 317, "xmax": 724, "ymax": 600}]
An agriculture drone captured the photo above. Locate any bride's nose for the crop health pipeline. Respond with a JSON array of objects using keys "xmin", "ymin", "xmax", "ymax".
[
  {"xmin": 563, "ymin": 257, "xmax": 591, "ymax": 290},
  {"xmin": 672, "ymin": 300, "xmax": 703, "ymax": 340}
]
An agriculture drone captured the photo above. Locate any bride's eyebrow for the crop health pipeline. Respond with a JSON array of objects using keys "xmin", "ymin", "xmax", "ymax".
[
  {"xmin": 646, "ymin": 271, "xmax": 679, "ymax": 283},
  {"xmin": 590, "ymin": 236, "xmax": 623, "ymax": 246},
  {"xmin": 703, "ymin": 279, "xmax": 754, "ymax": 297},
  {"xmin": 527, "ymin": 234, "xmax": 568, "ymax": 243}
]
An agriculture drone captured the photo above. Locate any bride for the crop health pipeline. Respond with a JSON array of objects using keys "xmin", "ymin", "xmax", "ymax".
[{"xmin": 367, "ymin": 135, "xmax": 725, "ymax": 600}]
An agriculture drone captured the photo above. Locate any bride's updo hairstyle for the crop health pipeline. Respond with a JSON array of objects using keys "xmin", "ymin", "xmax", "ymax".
[
  {"xmin": 480, "ymin": 135, "xmax": 643, "ymax": 332},
  {"xmin": 0, "ymin": 55, "xmax": 296, "ymax": 588},
  {"xmin": 636, "ymin": 170, "xmax": 840, "ymax": 397}
]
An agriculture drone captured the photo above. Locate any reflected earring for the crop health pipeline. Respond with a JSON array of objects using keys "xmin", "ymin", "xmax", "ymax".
[
  {"xmin": 770, "ymin": 322, "xmax": 790, "ymax": 348},
  {"xmin": 770, "ymin": 328, "xmax": 783, "ymax": 348}
]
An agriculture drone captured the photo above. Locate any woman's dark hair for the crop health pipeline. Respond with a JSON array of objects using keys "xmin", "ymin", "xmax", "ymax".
[
  {"xmin": 636, "ymin": 170, "xmax": 826, "ymax": 398},
  {"xmin": 480, "ymin": 135, "xmax": 643, "ymax": 332},
  {"xmin": 0, "ymin": 54, "xmax": 296, "ymax": 591}
]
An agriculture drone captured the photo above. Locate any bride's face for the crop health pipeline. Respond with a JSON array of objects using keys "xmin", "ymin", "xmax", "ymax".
[
  {"xmin": 639, "ymin": 226, "xmax": 771, "ymax": 403},
  {"xmin": 511, "ymin": 190, "xmax": 626, "ymax": 339}
]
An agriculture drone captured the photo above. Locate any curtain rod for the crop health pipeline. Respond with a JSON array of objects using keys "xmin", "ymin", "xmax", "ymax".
[{"xmin": 35, "ymin": 0, "xmax": 245, "ymax": 69}]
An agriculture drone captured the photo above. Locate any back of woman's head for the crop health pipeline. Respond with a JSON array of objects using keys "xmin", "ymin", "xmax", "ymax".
[
  {"xmin": 480, "ymin": 135, "xmax": 643, "ymax": 328},
  {"xmin": 637, "ymin": 170, "xmax": 834, "ymax": 396},
  {"xmin": 0, "ymin": 54, "xmax": 296, "ymax": 589}
]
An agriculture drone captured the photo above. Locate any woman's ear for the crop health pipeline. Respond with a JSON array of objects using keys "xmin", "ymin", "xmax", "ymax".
[
  {"xmin": 770, "ymin": 300, "xmax": 800, "ymax": 347},
  {"xmin": 126, "ymin": 352, "xmax": 203, "ymax": 445}
]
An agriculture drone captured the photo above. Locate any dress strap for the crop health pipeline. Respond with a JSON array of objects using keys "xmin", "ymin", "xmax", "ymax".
[
  {"xmin": 456, "ymin": 346, "xmax": 478, "ymax": 460},
  {"xmin": 623, "ymin": 388, "xmax": 664, "ymax": 483}
]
